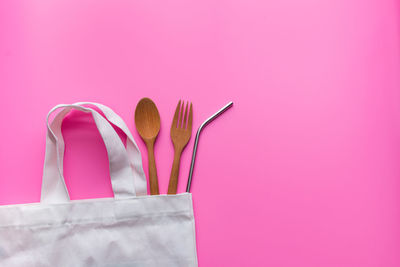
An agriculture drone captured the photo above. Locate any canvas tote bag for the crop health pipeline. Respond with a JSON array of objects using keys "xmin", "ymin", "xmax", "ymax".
[{"xmin": 0, "ymin": 102, "xmax": 198, "ymax": 267}]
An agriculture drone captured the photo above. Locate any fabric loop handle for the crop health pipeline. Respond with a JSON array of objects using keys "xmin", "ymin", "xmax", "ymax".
[
  {"xmin": 41, "ymin": 103, "xmax": 147, "ymax": 204},
  {"xmin": 74, "ymin": 102, "xmax": 147, "ymax": 196}
]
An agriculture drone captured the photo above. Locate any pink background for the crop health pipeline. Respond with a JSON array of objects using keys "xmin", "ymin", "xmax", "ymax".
[{"xmin": 1, "ymin": 0, "xmax": 400, "ymax": 266}]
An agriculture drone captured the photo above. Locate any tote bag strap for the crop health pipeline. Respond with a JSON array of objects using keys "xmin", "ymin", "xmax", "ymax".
[
  {"xmin": 74, "ymin": 102, "xmax": 147, "ymax": 196},
  {"xmin": 41, "ymin": 103, "xmax": 147, "ymax": 204}
]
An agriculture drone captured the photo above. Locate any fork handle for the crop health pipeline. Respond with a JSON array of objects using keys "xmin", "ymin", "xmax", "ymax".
[{"xmin": 168, "ymin": 147, "xmax": 183, "ymax": 194}]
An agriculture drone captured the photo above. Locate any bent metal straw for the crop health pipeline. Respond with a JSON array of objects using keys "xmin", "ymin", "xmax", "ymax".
[{"xmin": 186, "ymin": 101, "xmax": 234, "ymax": 192}]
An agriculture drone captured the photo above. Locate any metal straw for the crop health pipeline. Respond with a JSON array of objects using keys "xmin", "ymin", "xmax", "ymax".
[{"xmin": 186, "ymin": 101, "xmax": 234, "ymax": 192}]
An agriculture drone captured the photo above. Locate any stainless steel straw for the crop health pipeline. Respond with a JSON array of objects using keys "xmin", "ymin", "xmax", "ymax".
[{"xmin": 186, "ymin": 101, "xmax": 234, "ymax": 192}]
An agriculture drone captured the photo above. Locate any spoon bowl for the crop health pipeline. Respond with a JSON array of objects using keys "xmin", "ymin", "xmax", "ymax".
[{"xmin": 135, "ymin": 98, "xmax": 161, "ymax": 140}]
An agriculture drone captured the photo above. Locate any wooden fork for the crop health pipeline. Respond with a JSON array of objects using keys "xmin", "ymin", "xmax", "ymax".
[{"xmin": 168, "ymin": 100, "xmax": 193, "ymax": 194}]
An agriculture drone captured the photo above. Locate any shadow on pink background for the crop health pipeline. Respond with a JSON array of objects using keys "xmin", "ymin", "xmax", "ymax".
[{"xmin": 1, "ymin": 0, "xmax": 400, "ymax": 266}]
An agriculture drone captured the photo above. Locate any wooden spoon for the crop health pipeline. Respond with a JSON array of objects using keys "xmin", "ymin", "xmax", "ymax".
[{"xmin": 135, "ymin": 98, "xmax": 160, "ymax": 195}]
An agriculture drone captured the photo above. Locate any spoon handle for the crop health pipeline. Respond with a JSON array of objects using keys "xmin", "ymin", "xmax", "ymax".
[{"xmin": 147, "ymin": 140, "xmax": 159, "ymax": 195}]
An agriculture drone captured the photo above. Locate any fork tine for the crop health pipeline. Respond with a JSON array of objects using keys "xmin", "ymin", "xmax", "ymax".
[
  {"xmin": 172, "ymin": 100, "xmax": 181, "ymax": 128},
  {"xmin": 187, "ymin": 102, "xmax": 193, "ymax": 131},
  {"xmin": 178, "ymin": 100, "xmax": 185, "ymax": 128},
  {"xmin": 183, "ymin": 101, "xmax": 189, "ymax": 128}
]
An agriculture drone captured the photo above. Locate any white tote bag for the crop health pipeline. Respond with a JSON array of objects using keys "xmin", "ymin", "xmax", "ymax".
[{"xmin": 0, "ymin": 103, "xmax": 198, "ymax": 267}]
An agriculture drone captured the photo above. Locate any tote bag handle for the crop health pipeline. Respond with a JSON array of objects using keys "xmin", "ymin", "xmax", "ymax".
[{"xmin": 41, "ymin": 103, "xmax": 147, "ymax": 204}]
